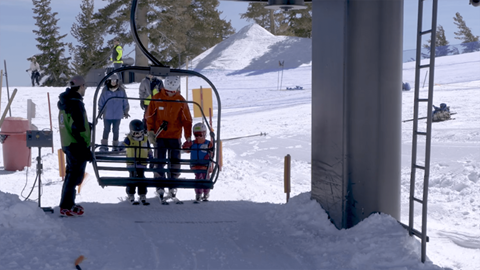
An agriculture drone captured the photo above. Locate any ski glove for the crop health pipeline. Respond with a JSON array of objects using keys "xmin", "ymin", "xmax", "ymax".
[
  {"xmin": 182, "ymin": 139, "xmax": 193, "ymax": 149},
  {"xmin": 147, "ymin": 131, "xmax": 156, "ymax": 145},
  {"xmin": 123, "ymin": 113, "xmax": 130, "ymax": 119}
]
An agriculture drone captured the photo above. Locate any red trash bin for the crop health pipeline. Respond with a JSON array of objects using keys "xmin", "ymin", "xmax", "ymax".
[{"xmin": 0, "ymin": 117, "xmax": 31, "ymax": 171}]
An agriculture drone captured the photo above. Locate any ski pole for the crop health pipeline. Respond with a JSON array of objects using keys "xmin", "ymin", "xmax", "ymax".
[
  {"xmin": 222, "ymin": 132, "xmax": 267, "ymax": 142},
  {"xmin": 155, "ymin": 121, "xmax": 168, "ymax": 137}
]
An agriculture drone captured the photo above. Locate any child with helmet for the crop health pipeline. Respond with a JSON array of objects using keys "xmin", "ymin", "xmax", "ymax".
[
  {"xmin": 122, "ymin": 119, "xmax": 152, "ymax": 205},
  {"xmin": 183, "ymin": 122, "xmax": 214, "ymax": 202}
]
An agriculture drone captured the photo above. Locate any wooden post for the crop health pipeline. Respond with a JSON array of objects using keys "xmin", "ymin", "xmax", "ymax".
[
  {"xmin": 219, "ymin": 140, "xmax": 223, "ymax": 171},
  {"xmin": 47, "ymin": 92, "xmax": 54, "ymax": 153},
  {"xmin": 284, "ymin": 154, "xmax": 291, "ymax": 203},
  {"xmin": 209, "ymin": 108, "xmax": 214, "ymax": 132},
  {"xmin": 58, "ymin": 148, "xmax": 65, "ymax": 180},
  {"xmin": 200, "ymin": 86, "xmax": 204, "ymax": 114},
  {"xmin": 0, "ymin": 70, "xmax": 3, "ymax": 115},
  {"xmin": 0, "ymin": 88, "xmax": 17, "ymax": 128}
]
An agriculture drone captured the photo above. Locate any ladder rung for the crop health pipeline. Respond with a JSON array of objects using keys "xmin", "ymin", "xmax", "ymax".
[
  {"xmin": 419, "ymin": 64, "xmax": 430, "ymax": 69},
  {"xmin": 413, "ymin": 197, "xmax": 423, "ymax": 203},
  {"xmin": 418, "ymin": 98, "xmax": 429, "ymax": 102},
  {"xmin": 415, "ymin": 165, "xmax": 425, "ymax": 170},
  {"xmin": 416, "ymin": 131, "xmax": 427, "ymax": 136},
  {"xmin": 420, "ymin": 29, "xmax": 432, "ymax": 35}
]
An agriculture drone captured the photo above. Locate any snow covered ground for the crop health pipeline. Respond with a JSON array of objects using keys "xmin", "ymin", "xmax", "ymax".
[{"xmin": 0, "ymin": 24, "xmax": 479, "ymax": 270}]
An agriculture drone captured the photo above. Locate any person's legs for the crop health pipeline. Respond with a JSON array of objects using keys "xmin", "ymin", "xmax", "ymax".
[
  {"xmin": 136, "ymin": 168, "xmax": 147, "ymax": 195},
  {"xmin": 154, "ymin": 139, "xmax": 167, "ymax": 179},
  {"xmin": 113, "ymin": 63, "xmax": 123, "ymax": 82},
  {"xmin": 112, "ymin": 119, "xmax": 121, "ymax": 142},
  {"xmin": 30, "ymin": 73, "xmax": 35, "ymax": 87},
  {"xmin": 102, "ymin": 119, "xmax": 113, "ymax": 140},
  {"xmin": 167, "ymin": 139, "xmax": 182, "ymax": 179},
  {"xmin": 111, "ymin": 119, "xmax": 121, "ymax": 151},
  {"xmin": 60, "ymin": 147, "xmax": 87, "ymax": 210},
  {"xmin": 34, "ymin": 71, "xmax": 40, "ymax": 85}
]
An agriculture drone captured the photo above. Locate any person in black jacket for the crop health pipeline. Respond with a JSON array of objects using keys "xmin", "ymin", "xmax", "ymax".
[{"xmin": 57, "ymin": 75, "xmax": 92, "ymax": 217}]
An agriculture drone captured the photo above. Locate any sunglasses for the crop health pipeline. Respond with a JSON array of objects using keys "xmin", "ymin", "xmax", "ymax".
[{"xmin": 194, "ymin": 132, "xmax": 204, "ymax": 137}]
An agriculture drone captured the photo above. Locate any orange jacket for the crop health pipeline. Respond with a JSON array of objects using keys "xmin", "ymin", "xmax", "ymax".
[{"xmin": 145, "ymin": 89, "xmax": 192, "ymax": 140}]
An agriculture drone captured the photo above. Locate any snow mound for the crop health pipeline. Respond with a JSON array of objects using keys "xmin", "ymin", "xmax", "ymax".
[{"xmin": 189, "ymin": 23, "xmax": 312, "ymax": 73}]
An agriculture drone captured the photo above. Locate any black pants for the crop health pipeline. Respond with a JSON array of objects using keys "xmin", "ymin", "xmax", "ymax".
[
  {"xmin": 126, "ymin": 168, "xmax": 147, "ymax": 195},
  {"xmin": 102, "ymin": 119, "xmax": 121, "ymax": 141},
  {"xmin": 153, "ymin": 138, "xmax": 181, "ymax": 180},
  {"xmin": 31, "ymin": 71, "xmax": 40, "ymax": 86},
  {"xmin": 113, "ymin": 63, "xmax": 123, "ymax": 82},
  {"xmin": 60, "ymin": 145, "xmax": 88, "ymax": 210}
]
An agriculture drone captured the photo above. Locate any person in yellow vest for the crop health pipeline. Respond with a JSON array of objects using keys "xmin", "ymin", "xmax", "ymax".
[
  {"xmin": 110, "ymin": 38, "xmax": 123, "ymax": 82},
  {"xmin": 123, "ymin": 119, "xmax": 152, "ymax": 205}
]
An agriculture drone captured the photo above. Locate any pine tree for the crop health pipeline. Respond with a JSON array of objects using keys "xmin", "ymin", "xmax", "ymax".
[
  {"xmin": 240, "ymin": 3, "xmax": 275, "ymax": 34},
  {"xmin": 32, "ymin": 0, "xmax": 71, "ymax": 86},
  {"xmin": 70, "ymin": 0, "xmax": 108, "ymax": 77},
  {"xmin": 240, "ymin": 3, "xmax": 312, "ymax": 38},
  {"xmin": 93, "ymin": 0, "xmax": 235, "ymax": 69},
  {"xmin": 453, "ymin": 12, "xmax": 480, "ymax": 53},
  {"xmin": 422, "ymin": 25, "xmax": 453, "ymax": 57}
]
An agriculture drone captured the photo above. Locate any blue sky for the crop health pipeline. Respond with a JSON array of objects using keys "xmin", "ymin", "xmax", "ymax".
[{"xmin": 0, "ymin": 0, "xmax": 479, "ymax": 87}]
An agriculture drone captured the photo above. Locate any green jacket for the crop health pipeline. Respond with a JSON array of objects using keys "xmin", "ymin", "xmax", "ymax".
[{"xmin": 58, "ymin": 88, "xmax": 91, "ymax": 148}]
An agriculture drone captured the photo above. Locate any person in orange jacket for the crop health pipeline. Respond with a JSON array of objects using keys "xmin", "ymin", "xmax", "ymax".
[{"xmin": 145, "ymin": 76, "xmax": 192, "ymax": 202}]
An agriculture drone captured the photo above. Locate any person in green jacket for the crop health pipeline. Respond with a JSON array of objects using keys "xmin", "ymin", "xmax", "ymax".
[{"xmin": 57, "ymin": 75, "xmax": 92, "ymax": 217}]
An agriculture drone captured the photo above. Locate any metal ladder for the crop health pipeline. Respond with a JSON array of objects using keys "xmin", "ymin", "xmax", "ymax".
[{"xmin": 408, "ymin": 0, "xmax": 438, "ymax": 263}]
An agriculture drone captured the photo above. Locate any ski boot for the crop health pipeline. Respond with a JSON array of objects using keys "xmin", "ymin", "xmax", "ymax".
[
  {"xmin": 139, "ymin": 195, "xmax": 150, "ymax": 205},
  {"xmin": 168, "ymin": 188, "xmax": 183, "ymax": 204},
  {"xmin": 156, "ymin": 188, "xmax": 168, "ymax": 205}
]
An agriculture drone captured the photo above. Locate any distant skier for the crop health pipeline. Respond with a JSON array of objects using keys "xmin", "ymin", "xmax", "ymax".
[
  {"xmin": 432, "ymin": 103, "xmax": 451, "ymax": 122},
  {"xmin": 26, "ymin": 56, "xmax": 41, "ymax": 86}
]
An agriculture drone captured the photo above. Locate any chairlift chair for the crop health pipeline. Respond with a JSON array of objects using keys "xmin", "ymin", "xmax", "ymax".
[{"xmin": 90, "ymin": 0, "xmax": 221, "ymax": 191}]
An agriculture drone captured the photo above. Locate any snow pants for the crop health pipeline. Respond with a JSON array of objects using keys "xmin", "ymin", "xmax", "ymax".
[
  {"xmin": 126, "ymin": 166, "xmax": 147, "ymax": 195},
  {"xmin": 59, "ymin": 145, "xmax": 88, "ymax": 210},
  {"xmin": 153, "ymin": 138, "xmax": 181, "ymax": 180}
]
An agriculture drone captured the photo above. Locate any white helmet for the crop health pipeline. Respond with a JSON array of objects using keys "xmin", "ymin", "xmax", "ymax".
[
  {"xmin": 193, "ymin": 122, "xmax": 207, "ymax": 133},
  {"xmin": 164, "ymin": 76, "xmax": 180, "ymax": 91}
]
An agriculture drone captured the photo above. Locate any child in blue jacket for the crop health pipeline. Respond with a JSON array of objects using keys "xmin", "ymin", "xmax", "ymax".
[{"xmin": 184, "ymin": 122, "xmax": 213, "ymax": 202}]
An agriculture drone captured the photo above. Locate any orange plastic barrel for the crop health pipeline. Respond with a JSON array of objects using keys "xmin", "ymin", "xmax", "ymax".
[{"xmin": 0, "ymin": 117, "xmax": 31, "ymax": 171}]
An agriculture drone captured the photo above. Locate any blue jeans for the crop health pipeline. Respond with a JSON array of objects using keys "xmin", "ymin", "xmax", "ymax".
[{"xmin": 102, "ymin": 119, "xmax": 121, "ymax": 141}]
